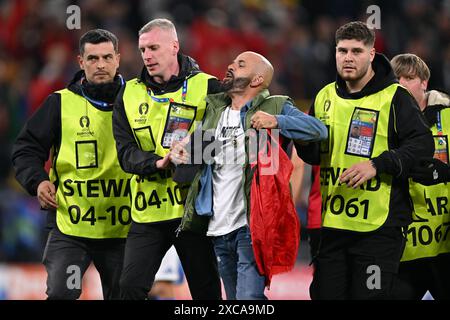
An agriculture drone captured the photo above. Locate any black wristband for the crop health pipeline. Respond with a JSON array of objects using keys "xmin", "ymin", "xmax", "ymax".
[{"xmin": 370, "ymin": 159, "xmax": 377, "ymax": 171}]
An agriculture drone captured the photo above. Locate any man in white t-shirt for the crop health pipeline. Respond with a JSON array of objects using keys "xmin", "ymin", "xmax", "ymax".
[{"xmin": 172, "ymin": 51, "xmax": 327, "ymax": 300}]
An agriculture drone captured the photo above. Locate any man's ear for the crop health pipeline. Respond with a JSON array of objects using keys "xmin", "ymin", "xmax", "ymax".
[
  {"xmin": 369, "ymin": 47, "xmax": 375, "ymax": 62},
  {"xmin": 250, "ymin": 75, "xmax": 264, "ymax": 88},
  {"xmin": 173, "ymin": 40, "xmax": 180, "ymax": 56},
  {"xmin": 421, "ymin": 79, "xmax": 428, "ymax": 92},
  {"xmin": 78, "ymin": 55, "xmax": 84, "ymax": 70}
]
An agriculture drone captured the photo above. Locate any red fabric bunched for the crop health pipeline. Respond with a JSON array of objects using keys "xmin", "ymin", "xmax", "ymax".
[{"xmin": 250, "ymin": 129, "xmax": 300, "ymax": 287}]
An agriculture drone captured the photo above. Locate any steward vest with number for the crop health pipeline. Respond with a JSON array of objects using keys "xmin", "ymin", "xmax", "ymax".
[
  {"xmin": 315, "ymin": 82, "xmax": 399, "ymax": 232},
  {"xmin": 122, "ymin": 73, "xmax": 212, "ymax": 223},
  {"xmin": 50, "ymin": 89, "xmax": 132, "ymax": 238},
  {"xmin": 403, "ymin": 107, "xmax": 450, "ymax": 261}
]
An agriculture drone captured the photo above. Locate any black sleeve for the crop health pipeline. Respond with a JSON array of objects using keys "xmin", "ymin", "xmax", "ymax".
[
  {"xmin": 112, "ymin": 85, "xmax": 162, "ymax": 175},
  {"xmin": 207, "ymin": 78, "xmax": 222, "ymax": 94},
  {"xmin": 11, "ymin": 93, "xmax": 60, "ymax": 196},
  {"xmin": 371, "ymin": 87, "xmax": 434, "ymax": 179},
  {"xmin": 294, "ymin": 102, "xmax": 321, "ymax": 165}
]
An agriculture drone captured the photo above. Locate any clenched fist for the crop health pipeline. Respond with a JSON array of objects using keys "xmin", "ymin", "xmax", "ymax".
[{"xmin": 250, "ymin": 111, "xmax": 278, "ymax": 130}]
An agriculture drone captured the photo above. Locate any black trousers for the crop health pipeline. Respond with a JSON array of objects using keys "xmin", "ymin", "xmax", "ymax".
[
  {"xmin": 42, "ymin": 227, "xmax": 125, "ymax": 300},
  {"xmin": 119, "ymin": 219, "xmax": 222, "ymax": 300},
  {"xmin": 393, "ymin": 253, "xmax": 450, "ymax": 300},
  {"xmin": 310, "ymin": 226, "xmax": 406, "ymax": 300}
]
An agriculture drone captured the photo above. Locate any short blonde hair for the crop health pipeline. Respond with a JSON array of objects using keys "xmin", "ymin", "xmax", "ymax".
[
  {"xmin": 391, "ymin": 53, "xmax": 430, "ymax": 81},
  {"xmin": 138, "ymin": 18, "xmax": 177, "ymax": 39}
]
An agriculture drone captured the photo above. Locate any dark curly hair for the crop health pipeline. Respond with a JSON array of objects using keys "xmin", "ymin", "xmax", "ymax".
[{"xmin": 335, "ymin": 21, "xmax": 375, "ymax": 47}]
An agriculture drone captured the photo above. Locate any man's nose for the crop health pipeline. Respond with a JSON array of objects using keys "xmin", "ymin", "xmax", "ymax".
[
  {"xmin": 97, "ymin": 58, "xmax": 105, "ymax": 69},
  {"xmin": 344, "ymin": 52, "xmax": 353, "ymax": 62},
  {"xmin": 142, "ymin": 49, "xmax": 152, "ymax": 61}
]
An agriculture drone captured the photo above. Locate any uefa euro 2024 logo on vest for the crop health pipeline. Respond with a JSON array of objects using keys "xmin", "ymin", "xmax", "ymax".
[{"xmin": 77, "ymin": 115, "xmax": 94, "ymax": 137}]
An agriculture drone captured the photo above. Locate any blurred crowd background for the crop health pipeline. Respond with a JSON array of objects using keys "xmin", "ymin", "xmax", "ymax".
[{"xmin": 0, "ymin": 0, "xmax": 449, "ymax": 262}]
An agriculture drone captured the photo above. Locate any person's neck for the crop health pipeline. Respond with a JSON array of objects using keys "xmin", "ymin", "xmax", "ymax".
[
  {"xmin": 418, "ymin": 93, "xmax": 428, "ymax": 111},
  {"xmin": 82, "ymin": 78, "xmax": 119, "ymax": 104},
  {"xmin": 229, "ymin": 91, "xmax": 258, "ymax": 111},
  {"xmin": 84, "ymin": 78, "xmax": 114, "ymax": 86},
  {"xmin": 346, "ymin": 67, "xmax": 375, "ymax": 93},
  {"xmin": 153, "ymin": 61, "xmax": 180, "ymax": 84}
]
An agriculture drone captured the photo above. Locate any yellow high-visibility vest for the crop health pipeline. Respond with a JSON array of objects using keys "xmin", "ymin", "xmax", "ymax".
[
  {"xmin": 122, "ymin": 73, "xmax": 213, "ymax": 223},
  {"xmin": 315, "ymin": 83, "xmax": 399, "ymax": 232},
  {"xmin": 403, "ymin": 107, "xmax": 450, "ymax": 261},
  {"xmin": 50, "ymin": 89, "xmax": 132, "ymax": 238}
]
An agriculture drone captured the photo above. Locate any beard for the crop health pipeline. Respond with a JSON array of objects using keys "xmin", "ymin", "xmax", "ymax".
[
  {"xmin": 339, "ymin": 61, "xmax": 371, "ymax": 82},
  {"xmin": 220, "ymin": 76, "xmax": 251, "ymax": 93}
]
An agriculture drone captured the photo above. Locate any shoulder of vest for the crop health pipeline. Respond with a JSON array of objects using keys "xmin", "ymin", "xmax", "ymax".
[
  {"xmin": 319, "ymin": 82, "xmax": 337, "ymax": 94},
  {"xmin": 383, "ymin": 83, "xmax": 403, "ymax": 99},
  {"xmin": 125, "ymin": 78, "xmax": 141, "ymax": 86},
  {"xmin": 314, "ymin": 83, "xmax": 336, "ymax": 103},
  {"xmin": 55, "ymin": 88, "xmax": 83, "ymax": 99},
  {"xmin": 123, "ymin": 78, "xmax": 145, "ymax": 94},
  {"xmin": 55, "ymin": 88, "xmax": 71, "ymax": 95},
  {"xmin": 188, "ymin": 72, "xmax": 215, "ymax": 81},
  {"xmin": 387, "ymin": 83, "xmax": 401, "ymax": 90}
]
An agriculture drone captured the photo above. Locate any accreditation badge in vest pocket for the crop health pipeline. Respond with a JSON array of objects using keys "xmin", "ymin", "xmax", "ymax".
[
  {"xmin": 161, "ymin": 101, "xmax": 197, "ymax": 148},
  {"xmin": 316, "ymin": 84, "xmax": 394, "ymax": 232},
  {"xmin": 434, "ymin": 135, "xmax": 449, "ymax": 164},
  {"xmin": 345, "ymin": 107, "xmax": 379, "ymax": 158}
]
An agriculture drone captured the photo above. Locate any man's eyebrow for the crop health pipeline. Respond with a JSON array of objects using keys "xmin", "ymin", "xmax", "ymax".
[{"xmin": 139, "ymin": 44, "xmax": 159, "ymax": 48}]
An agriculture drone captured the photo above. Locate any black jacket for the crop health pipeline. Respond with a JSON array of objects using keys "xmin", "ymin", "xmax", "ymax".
[
  {"xmin": 296, "ymin": 53, "xmax": 434, "ymax": 227},
  {"xmin": 112, "ymin": 53, "xmax": 221, "ymax": 176}
]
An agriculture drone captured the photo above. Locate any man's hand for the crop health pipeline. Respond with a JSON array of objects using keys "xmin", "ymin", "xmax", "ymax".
[
  {"xmin": 156, "ymin": 153, "xmax": 172, "ymax": 169},
  {"xmin": 170, "ymin": 140, "xmax": 189, "ymax": 165},
  {"xmin": 250, "ymin": 111, "xmax": 278, "ymax": 130},
  {"xmin": 410, "ymin": 157, "xmax": 450, "ymax": 186},
  {"xmin": 339, "ymin": 160, "xmax": 377, "ymax": 188},
  {"xmin": 37, "ymin": 180, "xmax": 58, "ymax": 209}
]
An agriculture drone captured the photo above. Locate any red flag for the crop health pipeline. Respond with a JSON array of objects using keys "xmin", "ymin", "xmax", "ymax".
[{"xmin": 250, "ymin": 130, "xmax": 300, "ymax": 287}]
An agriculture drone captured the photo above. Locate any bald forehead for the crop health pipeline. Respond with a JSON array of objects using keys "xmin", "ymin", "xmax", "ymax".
[
  {"xmin": 236, "ymin": 52, "xmax": 265, "ymax": 65},
  {"xmin": 236, "ymin": 52, "xmax": 272, "ymax": 72}
]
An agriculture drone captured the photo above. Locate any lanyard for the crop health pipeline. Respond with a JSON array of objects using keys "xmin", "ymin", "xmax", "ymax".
[
  {"xmin": 80, "ymin": 75, "xmax": 125, "ymax": 108},
  {"xmin": 147, "ymin": 79, "xmax": 188, "ymax": 103},
  {"xmin": 437, "ymin": 111, "xmax": 444, "ymax": 135}
]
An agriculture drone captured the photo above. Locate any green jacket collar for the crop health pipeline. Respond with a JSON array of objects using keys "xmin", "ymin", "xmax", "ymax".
[{"xmin": 205, "ymin": 89, "xmax": 271, "ymax": 110}]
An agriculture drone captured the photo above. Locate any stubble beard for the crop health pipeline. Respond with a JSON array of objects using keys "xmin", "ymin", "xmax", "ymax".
[
  {"xmin": 221, "ymin": 77, "xmax": 251, "ymax": 94},
  {"xmin": 339, "ymin": 61, "xmax": 371, "ymax": 83}
]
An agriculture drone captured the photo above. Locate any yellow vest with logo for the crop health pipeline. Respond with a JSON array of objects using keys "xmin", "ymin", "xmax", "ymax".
[
  {"xmin": 50, "ymin": 89, "xmax": 132, "ymax": 238},
  {"xmin": 122, "ymin": 73, "xmax": 212, "ymax": 223},
  {"xmin": 315, "ymin": 83, "xmax": 399, "ymax": 232},
  {"xmin": 402, "ymin": 108, "xmax": 450, "ymax": 261}
]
